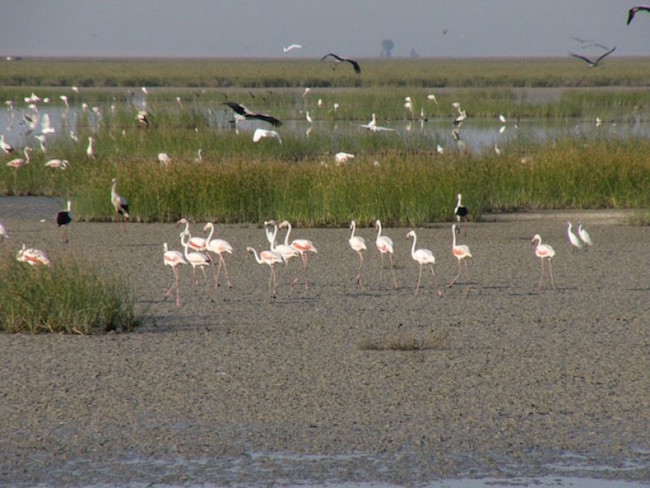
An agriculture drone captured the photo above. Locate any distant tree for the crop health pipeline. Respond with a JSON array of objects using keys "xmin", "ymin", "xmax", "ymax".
[{"xmin": 381, "ymin": 39, "xmax": 394, "ymax": 58}]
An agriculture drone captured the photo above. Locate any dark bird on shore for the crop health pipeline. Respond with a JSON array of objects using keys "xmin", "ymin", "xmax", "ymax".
[
  {"xmin": 56, "ymin": 200, "xmax": 72, "ymax": 243},
  {"xmin": 454, "ymin": 193, "xmax": 469, "ymax": 234},
  {"xmin": 569, "ymin": 46, "xmax": 616, "ymax": 67},
  {"xmin": 627, "ymin": 6, "xmax": 650, "ymax": 25},
  {"xmin": 320, "ymin": 53, "xmax": 361, "ymax": 74},
  {"xmin": 111, "ymin": 178, "xmax": 130, "ymax": 230},
  {"xmin": 223, "ymin": 102, "xmax": 282, "ymax": 127}
]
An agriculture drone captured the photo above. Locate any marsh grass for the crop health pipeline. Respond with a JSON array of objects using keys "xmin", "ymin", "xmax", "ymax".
[
  {"xmin": 358, "ymin": 330, "xmax": 448, "ymax": 351},
  {"xmin": 0, "ymin": 250, "xmax": 141, "ymax": 334}
]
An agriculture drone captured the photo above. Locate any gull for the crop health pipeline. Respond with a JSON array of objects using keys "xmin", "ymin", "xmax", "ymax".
[
  {"xmin": 224, "ymin": 101, "xmax": 282, "ymax": 127},
  {"xmin": 320, "ymin": 53, "xmax": 361, "ymax": 74},
  {"xmin": 253, "ymin": 128, "xmax": 282, "ymax": 144},
  {"xmin": 569, "ymin": 46, "xmax": 616, "ymax": 67},
  {"xmin": 283, "ymin": 43, "xmax": 303, "ymax": 52},
  {"xmin": 627, "ymin": 6, "xmax": 650, "ymax": 25}
]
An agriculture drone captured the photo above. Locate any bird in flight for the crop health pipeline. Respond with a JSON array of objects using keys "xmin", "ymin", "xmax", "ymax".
[
  {"xmin": 569, "ymin": 46, "xmax": 616, "ymax": 67},
  {"xmin": 627, "ymin": 6, "xmax": 650, "ymax": 25},
  {"xmin": 283, "ymin": 44, "xmax": 302, "ymax": 52},
  {"xmin": 224, "ymin": 102, "xmax": 282, "ymax": 127},
  {"xmin": 320, "ymin": 53, "xmax": 361, "ymax": 74}
]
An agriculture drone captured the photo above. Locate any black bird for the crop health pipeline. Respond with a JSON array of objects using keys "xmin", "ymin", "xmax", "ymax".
[
  {"xmin": 56, "ymin": 200, "xmax": 72, "ymax": 243},
  {"xmin": 454, "ymin": 193, "xmax": 469, "ymax": 234},
  {"xmin": 569, "ymin": 46, "xmax": 616, "ymax": 67},
  {"xmin": 320, "ymin": 53, "xmax": 361, "ymax": 74},
  {"xmin": 223, "ymin": 102, "xmax": 282, "ymax": 128},
  {"xmin": 628, "ymin": 6, "xmax": 650, "ymax": 25}
]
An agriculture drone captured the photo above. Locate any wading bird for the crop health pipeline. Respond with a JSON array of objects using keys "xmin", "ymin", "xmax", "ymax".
[
  {"xmin": 224, "ymin": 101, "xmax": 282, "ymax": 127},
  {"xmin": 569, "ymin": 46, "xmax": 616, "ymax": 67},
  {"xmin": 375, "ymin": 219, "xmax": 398, "ymax": 289},
  {"xmin": 86, "ymin": 136, "xmax": 95, "ymax": 159},
  {"xmin": 253, "ymin": 127, "xmax": 282, "ymax": 144},
  {"xmin": 334, "ymin": 152, "xmax": 355, "ymax": 165},
  {"xmin": 45, "ymin": 159, "xmax": 69, "ymax": 170},
  {"xmin": 566, "ymin": 221, "xmax": 583, "ymax": 251},
  {"xmin": 56, "ymin": 200, "xmax": 72, "ymax": 243},
  {"xmin": 163, "ymin": 242, "xmax": 187, "ymax": 307},
  {"xmin": 247, "ymin": 246, "xmax": 283, "ymax": 298},
  {"xmin": 454, "ymin": 193, "xmax": 469, "ymax": 234},
  {"xmin": 348, "ymin": 220, "xmax": 367, "ymax": 287},
  {"xmin": 531, "ymin": 234, "xmax": 556, "ymax": 291},
  {"xmin": 16, "ymin": 244, "xmax": 51, "ymax": 267},
  {"xmin": 181, "ymin": 230, "xmax": 211, "ymax": 290},
  {"xmin": 627, "ymin": 6, "xmax": 650, "ymax": 24},
  {"xmin": 360, "ymin": 113, "xmax": 394, "ymax": 132},
  {"xmin": 265, "ymin": 220, "xmax": 299, "ymax": 265},
  {"xmin": 1, "ymin": 134, "xmax": 14, "ymax": 153},
  {"xmin": 204, "ymin": 222, "xmax": 234, "ymax": 288},
  {"xmin": 6, "ymin": 147, "xmax": 32, "ymax": 168},
  {"xmin": 449, "ymin": 224, "xmax": 472, "ymax": 288},
  {"xmin": 0, "ymin": 221, "xmax": 8, "ymax": 241},
  {"xmin": 406, "ymin": 230, "xmax": 438, "ymax": 296},
  {"xmin": 176, "ymin": 218, "xmax": 207, "ymax": 252},
  {"xmin": 280, "ymin": 220, "xmax": 317, "ymax": 290},
  {"xmin": 577, "ymin": 222, "xmax": 593, "ymax": 249},
  {"xmin": 110, "ymin": 178, "xmax": 129, "ymax": 230},
  {"xmin": 320, "ymin": 53, "xmax": 361, "ymax": 74}
]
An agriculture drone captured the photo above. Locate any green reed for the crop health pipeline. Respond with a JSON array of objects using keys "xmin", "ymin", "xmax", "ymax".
[{"xmin": 0, "ymin": 250, "xmax": 141, "ymax": 334}]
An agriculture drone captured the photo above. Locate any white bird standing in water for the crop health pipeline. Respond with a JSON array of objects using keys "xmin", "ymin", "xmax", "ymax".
[{"xmin": 566, "ymin": 222, "xmax": 583, "ymax": 251}]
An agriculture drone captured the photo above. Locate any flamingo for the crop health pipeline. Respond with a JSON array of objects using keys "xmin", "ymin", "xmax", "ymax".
[
  {"xmin": 280, "ymin": 220, "xmax": 317, "ymax": 290},
  {"xmin": 224, "ymin": 102, "xmax": 282, "ymax": 127},
  {"xmin": 375, "ymin": 219, "xmax": 398, "ymax": 289},
  {"xmin": 1, "ymin": 134, "xmax": 14, "ymax": 153},
  {"xmin": 406, "ymin": 230, "xmax": 439, "ymax": 296},
  {"xmin": 320, "ymin": 53, "xmax": 361, "ymax": 74},
  {"xmin": 181, "ymin": 230, "xmax": 211, "ymax": 289},
  {"xmin": 45, "ymin": 159, "xmax": 69, "ymax": 170},
  {"xmin": 246, "ymin": 246, "xmax": 283, "ymax": 298},
  {"xmin": 569, "ymin": 46, "xmax": 616, "ymax": 67},
  {"xmin": 137, "ymin": 110, "xmax": 150, "ymax": 128},
  {"xmin": 56, "ymin": 200, "xmax": 72, "ymax": 243},
  {"xmin": 531, "ymin": 234, "xmax": 556, "ymax": 291},
  {"xmin": 158, "ymin": 152, "xmax": 171, "ymax": 165},
  {"xmin": 176, "ymin": 218, "xmax": 207, "ymax": 252},
  {"xmin": 361, "ymin": 113, "xmax": 394, "ymax": 132},
  {"xmin": 6, "ymin": 147, "xmax": 32, "ymax": 168},
  {"xmin": 0, "ymin": 221, "xmax": 8, "ymax": 241},
  {"xmin": 628, "ymin": 6, "xmax": 650, "ymax": 24},
  {"xmin": 566, "ymin": 221, "xmax": 583, "ymax": 251},
  {"xmin": 87, "ymin": 136, "xmax": 95, "ymax": 159},
  {"xmin": 163, "ymin": 242, "xmax": 187, "ymax": 307},
  {"xmin": 203, "ymin": 222, "xmax": 234, "ymax": 288},
  {"xmin": 253, "ymin": 128, "xmax": 282, "ymax": 144},
  {"xmin": 454, "ymin": 193, "xmax": 469, "ymax": 234},
  {"xmin": 449, "ymin": 224, "xmax": 472, "ymax": 288},
  {"xmin": 334, "ymin": 152, "xmax": 355, "ymax": 165},
  {"xmin": 348, "ymin": 220, "xmax": 367, "ymax": 287},
  {"xmin": 264, "ymin": 220, "xmax": 299, "ymax": 264},
  {"xmin": 110, "ymin": 178, "xmax": 129, "ymax": 230},
  {"xmin": 577, "ymin": 222, "xmax": 593, "ymax": 249},
  {"xmin": 16, "ymin": 244, "xmax": 51, "ymax": 267}
]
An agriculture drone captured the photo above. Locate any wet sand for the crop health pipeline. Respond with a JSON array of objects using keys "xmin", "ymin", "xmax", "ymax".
[{"xmin": 0, "ymin": 198, "xmax": 648, "ymax": 486}]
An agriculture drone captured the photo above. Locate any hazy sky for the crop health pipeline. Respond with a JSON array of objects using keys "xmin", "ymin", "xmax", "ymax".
[{"xmin": 2, "ymin": 1, "xmax": 649, "ymax": 59}]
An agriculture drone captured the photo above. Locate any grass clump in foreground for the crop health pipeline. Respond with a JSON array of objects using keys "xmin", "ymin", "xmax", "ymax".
[
  {"xmin": 0, "ymin": 251, "xmax": 141, "ymax": 334},
  {"xmin": 359, "ymin": 330, "xmax": 448, "ymax": 352}
]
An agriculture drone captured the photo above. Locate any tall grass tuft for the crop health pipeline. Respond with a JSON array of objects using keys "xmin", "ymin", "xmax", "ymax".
[{"xmin": 0, "ymin": 251, "xmax": 141, "ymax": 334}]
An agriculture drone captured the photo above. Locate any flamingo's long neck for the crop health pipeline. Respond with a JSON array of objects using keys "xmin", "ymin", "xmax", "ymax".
[
  {"xmin": 452, "ymin": 226, "xmax": 457, "ymax": 248},
  {"xmin": 410, "ymin": 233, "xmax": 417, "ymax": 259},
  {"xmin": 376, "ymin": 221, "xmax": 382, "ymax": 239},
  {"xmin": 204, "ymin": 223, "xmax": 214, "ymax": 246},
  {"xmin": 284, "ymin": 223, "xmax": 292, "ymax": 245},
  {"xmin": 350, "ymin": 222, "xmax": 356, "ymax": 239}
]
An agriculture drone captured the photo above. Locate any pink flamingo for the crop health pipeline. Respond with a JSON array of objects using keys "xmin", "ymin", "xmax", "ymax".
[
  {"xmin": 531, "ymin": 234, "xmax": 556, "ymax": 291},
  {"xmin": 406, "ymin": 230, "xmax": 439, "ymax": 296},
  {"xmin": 348, "ymin": 220, "xmax": 367, "ymax": 286},
  {"xmin": 279, "ymin": 220, "xmax": 317, "ymax": 290},
  {"xmin": 180, "ymin": 230, "xmax": 211, "ymax": 290},
  {"xmin": 163, "ymin": 242, "xmax": 187, "ymax": 307},
  {"xmin": 449, "ymin": 224, "xmax": 472, "ymax": 287},
  {"xmin": 176, "ymin": 218, "xmax": 207, "ymax": 251},
  {"xmin": 6, "ymin": 147, "xmax": 32, "ymax": 168},
  {"xmin": 203, "ymin": 222, "xmax": 234, "ymax": 288},
  {"xmin": 16, "ymin": 244, "xmax": 51, "ymax": 267},
  {"xmin": 265, "ymin": 220, "xmax": 299, "ymax": 264},
  {"xmin": 375, "ymin": 219, "xmax": 398, "ymax": 289},
  {"xmin": 247, "ymin": 246, "xmax": 283, "ymax": 298}
]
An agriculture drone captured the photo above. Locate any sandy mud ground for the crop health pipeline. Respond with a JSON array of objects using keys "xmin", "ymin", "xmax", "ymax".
[{"xmin": 0, "ymin": 198, "xmax": 648, "ymax": 486}]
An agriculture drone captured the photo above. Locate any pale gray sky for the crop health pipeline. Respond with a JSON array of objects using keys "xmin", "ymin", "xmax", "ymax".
[{"xmin": 2, "ymin": 1, "xmax": 649, "ymax": 59}]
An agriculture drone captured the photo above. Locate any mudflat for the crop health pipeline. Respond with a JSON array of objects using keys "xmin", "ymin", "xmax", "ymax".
[{"xmin": 0, "ymin": 199, "xmax": 648, "ymax": 486}]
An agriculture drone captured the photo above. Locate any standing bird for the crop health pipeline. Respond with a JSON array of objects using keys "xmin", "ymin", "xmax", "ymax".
[
  {"xmin": 280, "ymin": 220, "xmax": 318, "ymax": 290},
  {"xmin": 577, "ymin": 222, "xmax": 593, "ymax": 249},
  {"xmin": 16, "ymin": 244, "xmax": 51, "ymax": 267},
  {"xmin": 375, "ymin": 219, "xmax": 398, "ymax": 289},
  {"xmin": 163, "ymin": 242, "xmax": 187, "ymax": 307},
  {"xmin": 247, "ymin": 246, "xmax": 283, "ymax": 298},
  {"xmin": 348, "ymin": 220, "xmax": 367, "ymax": 287},
  {"xmin": 0, "ymin": 221, "xmax": 8, "ymax": 241},
  {"xmin": 566, "ymin": 221, "xmax": 583, "ymax": 251},
  {"xmin": 181, "ymin": 231, "xmax": 211, "ymax": 291},
  {"xmin": 531, "ymin": 234, "xmax": 556, "ymax": 291},
  {"xmin": 449, "ymin": 224, "xmax": 472, "ymax": 288},
  {"xmin": 627, "ymin": 6, "xmax": 650, "ymax": 24},
  {"xmin": 6, "ymin": 147, "xmax": 32, "ymax": 168},
  {"xmin": 265, "ymin": 220, "xmax": 299, "ymax": 265},
  {"xmin": 203, "ymin": 222, "xmax": 234, "ymax": 288},
  {"xmin": 86, "ymin": 136, "xmax": 95, "ymax": 159},
  {"xmin": 224, "ymin": 102, "xmax": 282, "ymax": 127},
  {"xmin": 406, "ymin": 230, "xmax": 439, "ymax": 296},
  {"xmin": 569, "ymin": 46, "xmax": 616, "ymax": 67},
  {"xmin": 56, "ymin": 200, "xmax": 72, "ymax": 243},
  {"xmin": 1, "ymin": 134, "xmax": 14, "ymax": 153},
  {"xmin": 454, "ymin": 193, "xmax": 469, "ymax": 235},
  {"xmin": 110, "ymin": 178, "xmax": 130, "ymax": 230},
  {"xmin": 320, "ymin": 53, "xmax": 362, "ymax": 74}
]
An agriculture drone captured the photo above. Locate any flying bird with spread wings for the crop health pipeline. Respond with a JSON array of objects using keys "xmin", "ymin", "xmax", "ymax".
[
  {"xmin": 627, "ymin": 6, "xmax": 650, "ymax": 24},
  {"xmin": 224, "ymin": 102, "xmax": 283, "ymax": 127},
  {"xmin": 320, "ymin": 53, "xmax": 361, "ymax": 74},
  {"xmin": 569, "ymin": 46, "xmax": 616, "ymax": 67},
  {"xmin": 283, "ymin": 44, "xmax": 303, "ymax": 52}
]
